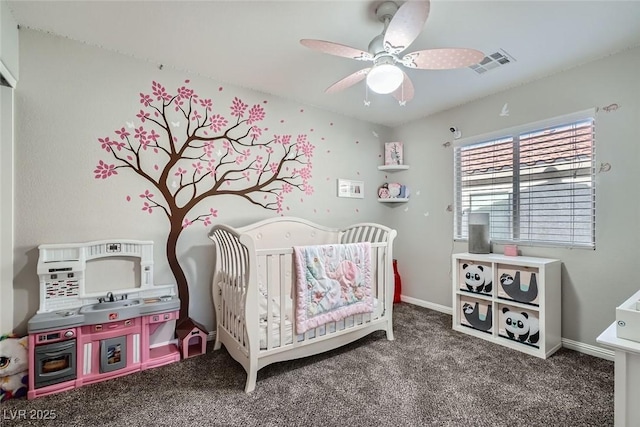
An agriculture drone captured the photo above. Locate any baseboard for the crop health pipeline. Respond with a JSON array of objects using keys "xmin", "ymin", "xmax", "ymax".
[
  {"xmin": 562, "ymin": 337, "xmax": 614, "ymax": 361},
  {"xmin": 207, "ymin": 331, "xmax": 216, "ymax": 342},
  {"xmin": 400, "ymin": 296, "xmax": 614, "ymax": 361},
  {"xmin": 400, "ymin": 295, "xmax": 452, "ymax": 315}
]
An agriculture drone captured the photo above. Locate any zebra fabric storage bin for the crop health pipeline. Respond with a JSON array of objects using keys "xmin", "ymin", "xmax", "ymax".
[
  {"xmin": 459, "ymin": 295, "xmax": 493, "ymax": 333},
  {"xmin": 497, "ymin": 264, "xmax": 539, "ymax": 306}
]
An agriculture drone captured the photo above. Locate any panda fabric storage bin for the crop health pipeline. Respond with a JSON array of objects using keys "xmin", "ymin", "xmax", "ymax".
[
  {"xmin": 459, "ymin": 261, "xmax": 493, "ymax": 296},
  {"xmin": 497, "ymin": 264, "xmax": 539, "ymax": 306},
  {"xmin": 459, "ymin": 295, "xmax": 493, "ymax": 333},
  {"xmin": 499, "ymin": 304, "xmax": 540, "ymax": 348}
]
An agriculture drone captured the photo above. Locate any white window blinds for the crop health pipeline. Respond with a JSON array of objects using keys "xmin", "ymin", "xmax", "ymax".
[{"xmin": 454, "ymin": 115, "xmax": 595, "ymax": 248}]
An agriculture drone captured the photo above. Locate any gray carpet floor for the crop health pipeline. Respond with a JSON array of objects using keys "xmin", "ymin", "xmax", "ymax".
[{"xmin": 2, "ymin": 303, "xmax": 613, "ymax": 426}]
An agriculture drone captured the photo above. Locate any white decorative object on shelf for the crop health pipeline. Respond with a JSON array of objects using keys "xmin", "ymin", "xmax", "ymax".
[
  {"xmin": 388, "ymin": 183, "xmax": 402, "ymax": 197},
  {"xmin": 452, "ymin": 252, "xmax": 561, "ymax": 359}
]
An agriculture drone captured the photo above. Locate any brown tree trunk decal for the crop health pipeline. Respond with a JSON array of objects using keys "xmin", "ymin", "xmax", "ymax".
[
  {"xmin": 167, "ymin": 219, "xmax": 188, "ymax": 320},
  {"xmin": 94, "ymin": 80, "xmax": 315, "ymax": 323}
]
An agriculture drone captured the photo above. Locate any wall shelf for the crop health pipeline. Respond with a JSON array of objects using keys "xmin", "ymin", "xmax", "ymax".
[
  {"xmin": 378, "ymin": 163, "xmax": 409, "ymax": 203},
  {"xmin": 378, "ymin": 165, "xmax": 410, "ymax": 171},
  {"xmin": 378, "ymin": 198, "xmax": 409, "ymax": 203}
]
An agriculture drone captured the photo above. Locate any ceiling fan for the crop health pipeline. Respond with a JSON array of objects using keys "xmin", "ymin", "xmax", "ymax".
[{"xmin": 300, "ymin": 0, "xmax": 485, "ymax": 103}]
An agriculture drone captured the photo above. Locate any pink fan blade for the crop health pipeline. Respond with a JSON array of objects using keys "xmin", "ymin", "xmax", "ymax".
[
  {"xmin": 383, "ymin": 0, "xmax": 430, "ymax": 54},
  {"xmin": 300, "ymin": 39, "xmax": 373, "ymax": 61},
  {"xmin": 392, "ymin": 72, "xmax": 415, "ymax": 103},
  {"xmin": 325, "ymin": 68, "xmax": 371, "ymax": 93},
  {"xmin": 401, "ymin": 48, "xmax": 485, "ymax": 70}
]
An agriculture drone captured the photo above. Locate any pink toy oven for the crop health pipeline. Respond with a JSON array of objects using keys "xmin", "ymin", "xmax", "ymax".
[{"xmin": 28, "ymin": 328, "xmax": 78, "ymax": 399}]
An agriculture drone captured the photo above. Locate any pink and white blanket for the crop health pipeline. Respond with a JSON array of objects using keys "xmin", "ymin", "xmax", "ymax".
[{"xmin": 293, "ymin": 242, "xmax": 373, "ymax": 334}]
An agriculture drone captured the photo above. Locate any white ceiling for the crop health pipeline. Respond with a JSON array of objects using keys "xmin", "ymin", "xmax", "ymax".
[{"xmin": 7, "ymin": 0, "xmax": 640, "ymax": 127}]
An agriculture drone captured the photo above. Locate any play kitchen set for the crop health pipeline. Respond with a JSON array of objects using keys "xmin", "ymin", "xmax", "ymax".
[{"xmin": 27, "ymin": 240, "xmax": 184, "ymax": 400}]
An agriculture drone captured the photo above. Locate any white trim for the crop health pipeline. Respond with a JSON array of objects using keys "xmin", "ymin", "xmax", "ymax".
[
  {"xmin": 400, "ymin": 295, "xmax": 452, "ymax": 315},
  {"xmin": 453, "ymin": 108, "xmax": 596, "ymax": 148},
  {"xmin": 562, "ymin": 337, "xmax": 614, "ymax": 361},
  {"xmin": 0, "ymin": 85, "xmax": 14, "ymax": 334},
  {"xmin": 0, "ymin": 62, "xmax": 17, "ymax": 88},
  {"xmin": 400, "ymin": 298, "xmax": 613, "ymax": 360}
]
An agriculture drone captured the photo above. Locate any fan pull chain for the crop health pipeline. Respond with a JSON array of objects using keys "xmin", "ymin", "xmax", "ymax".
[
  {"xmin": 364, "ymin": 85, "xmax": 371, "ymax": 107},
  {"xmin": 398, "ymin": 80, "xmax": 406, "ymax": 106}
]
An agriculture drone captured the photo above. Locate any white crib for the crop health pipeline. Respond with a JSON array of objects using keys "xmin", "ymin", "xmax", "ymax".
[{"xmin": 208, "ymin": 216, "xmax": 397, "ymax": 392}]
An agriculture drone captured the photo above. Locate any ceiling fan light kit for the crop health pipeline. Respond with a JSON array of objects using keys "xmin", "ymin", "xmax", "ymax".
[
  {"xmin": 367, "ymin": 62, "xmax": 404, "ymax": 94},
  {"xmin": 300, "ymin": 0, "xmax": 485, "ymax": 104}
]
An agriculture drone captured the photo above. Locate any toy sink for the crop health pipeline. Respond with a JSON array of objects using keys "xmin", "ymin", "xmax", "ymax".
[
  {"xmin": 79, "ymin": 298, "xmax": 144, "ymax": 324},
  {"xmin": 616, "ymin": 289, "xmax": 640, "ymax": 343},
  {"xmin": 80, "ymin": 299, "xmax": 143, "ymax": 312}
]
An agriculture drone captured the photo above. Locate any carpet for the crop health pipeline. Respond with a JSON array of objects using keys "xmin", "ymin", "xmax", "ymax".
[{"xmin": 1, "ymin": 303, "xmax": 613, "ymax": 426}]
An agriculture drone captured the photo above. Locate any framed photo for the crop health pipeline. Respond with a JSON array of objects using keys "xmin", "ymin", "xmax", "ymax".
[
  {"xmin": 384, "ymin": 142, "xmax": 403, "ymax": 165},
  {"xmin": 337, "ymin": 179, "xmax": 364, "ymax": 199}
]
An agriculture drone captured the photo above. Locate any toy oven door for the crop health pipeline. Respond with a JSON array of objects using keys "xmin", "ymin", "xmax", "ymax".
[
  {"xmin": 34, "ymin": 339, "xmax": 77, "ymax": 388},
  {"xmin": 100, "ymin": 336, "xmax": 127, "ymax": 373}
]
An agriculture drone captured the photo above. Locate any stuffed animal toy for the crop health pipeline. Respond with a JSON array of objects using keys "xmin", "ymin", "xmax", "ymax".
[{"xmin": 0, "ymin": 334, "xmax": 28, "ymax": 402}]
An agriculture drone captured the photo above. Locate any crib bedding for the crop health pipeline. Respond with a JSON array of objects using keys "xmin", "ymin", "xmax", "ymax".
[{"xmin": 293, "ymin": 242, "xmax": 373, "ymax": 334}]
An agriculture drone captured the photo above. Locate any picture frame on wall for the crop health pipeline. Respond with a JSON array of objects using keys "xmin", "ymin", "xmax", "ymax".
[
  {"xmin": 384, "ymin": 142, "xmax": 403, "ymax": 165},
  {"xmin": 337, "ymin": 179, "xmax": 364, "ymax": 199}
]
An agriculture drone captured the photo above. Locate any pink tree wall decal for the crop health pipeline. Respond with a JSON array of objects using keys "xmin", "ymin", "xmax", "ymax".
[{"xmin": 95, "ymin": 80, "xmax": 315, "ymax": 322}]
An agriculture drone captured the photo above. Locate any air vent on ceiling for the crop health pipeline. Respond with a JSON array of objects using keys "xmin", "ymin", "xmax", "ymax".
[{"xmin": 469, "ymin": 49, "xmax": 515, "ymax": 74}]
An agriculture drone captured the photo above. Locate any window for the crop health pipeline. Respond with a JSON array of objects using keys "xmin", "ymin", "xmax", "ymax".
[{"xmin": 454, "ymin": 111, "xmax": 595, "ymax": 248}]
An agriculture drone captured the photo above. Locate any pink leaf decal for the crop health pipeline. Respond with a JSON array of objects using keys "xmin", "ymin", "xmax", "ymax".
[{"xmin": 126, "ymin": 195, "xmax": 131, "ymax": 202}]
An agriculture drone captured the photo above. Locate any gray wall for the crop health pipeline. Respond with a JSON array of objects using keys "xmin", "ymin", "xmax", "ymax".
[
  {"xmin": 7, "ymin": 28, "xmax": 640, "ymax": 353},
  {"xmin": 390, "ymin": 46, "xmax": 640, "ymax": 348},
  {"xmin": 10, "ymin": 29, "xmax": 392, "ymax": 334}
]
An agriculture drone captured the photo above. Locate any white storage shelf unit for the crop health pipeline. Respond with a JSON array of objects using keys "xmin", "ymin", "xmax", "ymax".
[{"xmin": 452, "ymin": 252, "xmax": 562, "ymax": 359}]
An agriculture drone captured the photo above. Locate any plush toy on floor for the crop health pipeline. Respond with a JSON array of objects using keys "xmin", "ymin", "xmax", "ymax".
[{"xmin": 0, "ymin": 334, "xmax": 28, "ymax": 402}]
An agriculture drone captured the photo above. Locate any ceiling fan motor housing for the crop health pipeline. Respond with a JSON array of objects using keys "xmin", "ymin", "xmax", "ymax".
[
  {"xmin": 375, "ymin": 1, "xmax": 399, "ymax": 23},
  {"xmin": 368, "ymin": 34, "xmax": 386, "ymax": 56}
]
